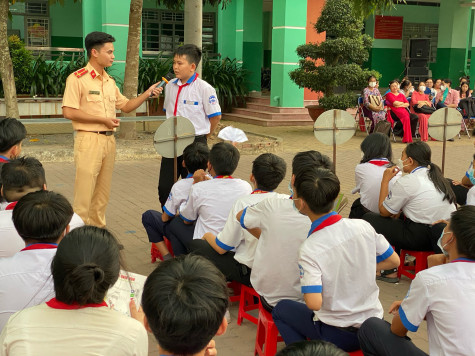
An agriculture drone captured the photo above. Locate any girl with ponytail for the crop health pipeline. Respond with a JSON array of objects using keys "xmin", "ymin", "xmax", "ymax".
[{"xmin": 363, "ymin": 141, "xmax": 456, "ymax": 282}]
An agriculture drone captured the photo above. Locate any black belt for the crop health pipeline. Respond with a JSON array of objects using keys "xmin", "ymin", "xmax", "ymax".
[
  {"xmin": 334, "ymin": 325, "xmax": 359, "ymax": 333},
  {"xmin": 79, "ymin": 130, "xmax": 114, "ymax": 136}
]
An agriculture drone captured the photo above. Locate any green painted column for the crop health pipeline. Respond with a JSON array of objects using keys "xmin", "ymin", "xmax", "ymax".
[
  {"xmin": 469, "ymin": 10, "xmax": 475, "ymax": 82},
  {"xmin": 270, "ymin": 0, "xmax": 307, "ymax": 107},
  {"xmin": 217, "ymin": 0, "xmax": 243, "ymax": 60},
  {"xmin": 431, "ymin": 0, "xmax": 470, "ymax": 82},
  {"xmin": 242, "ymin": 0, "xmax": 263, "ymax": 92}
]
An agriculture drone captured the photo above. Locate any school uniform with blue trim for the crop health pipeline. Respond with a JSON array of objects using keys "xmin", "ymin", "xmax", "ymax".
[
  {"xmin": 272, "ymin": 212, "xmax": 393, "ymax": 352},
  {"xmin": 359, "ymin": 258, "xmax": 475, "ymax": 356},
  {"xmin": 158, "ymin": 73, "xmax": 221, "ymax": 207}
]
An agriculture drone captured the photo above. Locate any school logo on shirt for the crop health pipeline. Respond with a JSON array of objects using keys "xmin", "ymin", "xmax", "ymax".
[
  {"xmin": 209, "ymin": 95, "xmax": 217, "ymax": 105},
  {"xmin": 298, "ymin": 264, "xmax": 304, "ymax": 279},
  {"xmin": 167, "ymin": 193, "xmax": 172, "ymax": 201},
  {"xmin": 387, "ymin": 191, "xmax": 392, "ymax": 200}
]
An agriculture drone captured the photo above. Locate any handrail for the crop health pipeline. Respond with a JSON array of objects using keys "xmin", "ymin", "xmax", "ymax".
[{"xmin": 25, "ymin": 46, "xmax": 84, "ymax": 52}]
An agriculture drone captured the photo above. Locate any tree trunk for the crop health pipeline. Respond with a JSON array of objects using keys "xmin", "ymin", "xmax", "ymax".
[
  {"xmin": 184, "ymin": 0, "xmax": 202, "ymax": 74},
  {"xmin": 119, "ymin": 0, "xmax": 143, "ymax": 139},
  {"xmin": 0, "ymin": 0, "xmax": 19, "ymax": 118}
]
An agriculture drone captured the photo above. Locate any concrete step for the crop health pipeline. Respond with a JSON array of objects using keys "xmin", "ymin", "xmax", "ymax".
[
  {"xmin": 223, "ymin": 113, "xmax": 314, "ymax": 127},
  {"xmin": 231, "ymin": 108, "xmax": 313, "ymax": 121},
  {"xmin": 246, "ymin": 96, "xmax": 271, "ymax": 105},
  {"xmin": 244, "ymin": 102, "xmax": 310, "ymax": 114}
]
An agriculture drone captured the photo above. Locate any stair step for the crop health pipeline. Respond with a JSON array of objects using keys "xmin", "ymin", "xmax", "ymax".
[
  {"xmin": 231, "ymin": 108, "xmax": 313, "ymax": 121},
  {"xmin": 245, "ymin": 96, "xmax": 271, "ymax": 105},
  {"xmin": 244, "ymin": 102, "xmax": 310, "ymax": 114},
  {"xmin": 223, "ymin": 113, "xmax": 314, "ymax": 127}
]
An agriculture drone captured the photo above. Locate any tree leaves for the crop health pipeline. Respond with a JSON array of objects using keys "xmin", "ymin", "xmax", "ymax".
[{"xmin": 155, "ymin": 0, "xmax": 230, "ymax": 11}]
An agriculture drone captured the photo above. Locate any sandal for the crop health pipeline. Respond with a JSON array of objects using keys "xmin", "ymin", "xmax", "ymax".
[{"xmin": 376, "ymin": 268, "xmax": 399, "ymax": 283}]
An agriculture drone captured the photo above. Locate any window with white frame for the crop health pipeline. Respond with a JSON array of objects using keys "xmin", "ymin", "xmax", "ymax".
[{"xmin": 25, "ymin": 0, "xmax": 50, "ymax": 47}]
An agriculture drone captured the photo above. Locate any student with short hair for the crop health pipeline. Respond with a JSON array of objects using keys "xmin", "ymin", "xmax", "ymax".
[
  {"xmin": 188, "ymin": 153, "xmax": 287, "ymax": 286},
  {"xmin": 0, "ymin": 190, "xmax": 73, "ymax": 331},
  {"xmin": 272, "ymin": 168, "xmax": 400, "ymax": 352},
  {"xmin": 235, "ymin": 151, "xmax": 332, "ymax": 311},
  {"xmin": 276, "ymin": 340, "xmax": 348, "ymax": 356},
  {"xmin": 0, "ymin": 118, "xmax": 26, "ymax": 186},
  {"xmin": 139, "ymin": 255, "xmax": 228, "ymax": 356},
  {"xmin": 0, "ymin": 226, "xmax": 148, "ymax": 355},
  {"xmin": 167, "ymin": 142, "xmax": 252, "ymax": 256},
  {"xmin": 158, "ymin": 44, "xmax": 222, "ymax": 208},
  {"xmin": 358, "ymin": 205, "xmax": 475, "ymax": 356},
  {"xmin": 142, "ymin": 142, "xmax": 209, "ymax": 260},
  {"xmin": 0, "ymin": 157, "xmax": 83, "ymax": 257}
]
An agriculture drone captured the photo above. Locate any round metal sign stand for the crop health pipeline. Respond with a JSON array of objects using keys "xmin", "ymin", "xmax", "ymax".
[
  {"xmin": 428, "ymin": 108, "xmax": 462, "ymax": 174},
  {"xmin": 154, "ymin": 116, "xmax": 195, "ymax": 183},
  {"xmin": 313, "ymin": 109, "xmax": 356, "ymax": 171}
]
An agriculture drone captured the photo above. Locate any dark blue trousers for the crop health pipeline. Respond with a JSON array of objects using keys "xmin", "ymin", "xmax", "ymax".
[
  {"xmin": 272, "ymin": 300, "xmax": 360, "ymax": 352},
  {"xmin": 142, "ymin": 210, "xmax": 169, "ymax": 243},
  {"xmin": 166, "ymin": 217, "xmax": 195, "ymax": 256}
]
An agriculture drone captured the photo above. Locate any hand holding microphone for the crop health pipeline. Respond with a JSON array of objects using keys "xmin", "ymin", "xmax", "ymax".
[{"xmin": 149, "ymin": 72, "xmax": 174, "ymax": 98}]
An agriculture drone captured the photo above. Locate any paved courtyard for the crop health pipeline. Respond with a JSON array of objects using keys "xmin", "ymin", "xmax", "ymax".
[{"xmin": 27, "ymin": 120, "xmax": 473, "ymax": 355}]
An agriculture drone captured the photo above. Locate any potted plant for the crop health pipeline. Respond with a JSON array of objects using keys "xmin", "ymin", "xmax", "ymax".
[{"xmin": 289, "ymin": 0, "xmax": 380, "ymax": 121}]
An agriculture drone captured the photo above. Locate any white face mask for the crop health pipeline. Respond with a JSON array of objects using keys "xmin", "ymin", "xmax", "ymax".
[
  {"xmin": 437, "ymin": 230, "xmax": 453, "ymax": 258},
  {"xmin": 396, "ymin": 158, "xmax": 410, "ymax": 171},
  {"xmin": 409, "ymin": 88, "xmax": 414, "ymax": 93},
  {"xmin": 419, "ymin": 86, "xmax": 426, "ymax": 92},
  {"xmin": 440, "ymin": 85, "xmax": 446, "ymax": 91},
  {"xmin": 369, "ymin": 82, "xmax": 376, "ymax": 88}
]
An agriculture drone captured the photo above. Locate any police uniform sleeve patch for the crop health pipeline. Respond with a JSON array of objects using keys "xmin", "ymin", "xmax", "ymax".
[
  {"xmin": 74, "ymin": 67, "xmax": 88, "ymax": 78},
  {"xmin": 209, "ymin": 95, "xmax": 217, "ymax": 105}
]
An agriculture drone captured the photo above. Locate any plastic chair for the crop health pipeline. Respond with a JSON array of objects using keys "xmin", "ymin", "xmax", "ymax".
[
  {"xmin": 355, "ymin": 96, "xmax": 372, "ymax": 134},
  {"xmin": 237, "ymin": 285, "xmax": 259, "ymax": 326},
  {"xmin": 397, "ymin": 250, "xmax": 434, "ymax": 280},
  {"xmin": 384, "ymin": 106, "xmax": 397, "ymax": 142},
  {"xmin": 254, "ymin": 303, "xmax": 284, "ymax": 356},
  {"xmin": 150, "ymin": 237, "xmax": 174, "ymax": 263},
  {"xmin": 348, "ymin": 351, "xmax": 364, "ymax": 356},
  {"xmin": 227, "ymin": 281, "xmax": 242, "ymax": 303}
]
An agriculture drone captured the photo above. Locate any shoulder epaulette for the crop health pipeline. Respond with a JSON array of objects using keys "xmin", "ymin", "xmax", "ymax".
[{"xmin": 74, "ymin": 67, "xmax": 88, "ymax": 78}]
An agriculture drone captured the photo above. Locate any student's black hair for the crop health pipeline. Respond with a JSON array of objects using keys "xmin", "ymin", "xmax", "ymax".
[
  {"xmin": 405, "ymin": 141, "xmax": 456, "ymax": 204},
  {"xmin": 174, "ymin": 44, "xmax": 202, "ymax": 67},
  {"xmin": 85, "ymin": 31, "xmax": 115, "ymax": 58},
  {"xmin": 183, "ymin": 142, "xmax": 210, "ymax": 174},
  {"xmin": 252, "ymin": 153, "xmax": 286, "ymax": 191},
  {"xmin": 425, "ymin": 77, "xmax": 433, "ymax": 82},
  {"xmin": 400, "ymin": 79, "xmax": 412, "ymax": 91},
  {"xmin": 388, "ymin": 79, "xmax": 399, "ymax": 87},
  {"xmin": 209, "ymin": 142, "xmax": 240, "ymax": 176},
  {"xmin": 276, "ymin": 340, "xmax": 347, "ymax": 356},
  {"xmin": 12, "ymin": 190, "xmax": 73, "ymax": 243},
  {"xmin": 360, "ymin": 133, "xmax": 393, "ymax": 164},
  {"xmin": 292, "ymin": 151, "xmax": 333, "ymax": 177},
  {"xmin": 443, "ymin": 78, "xmax": 452, "ymax": 86},
  {"xmin": 142, "ymin": 255, "xmax": 229, "ymax": 355},
  {"xmin": 52, "ymin": 226, "xmax": 121, "ymax": 305},
  {"xmin": 450, "ymin": 205, "xmax": 475, "ymax": 260},
  {"xmin": 367, "ymin": 75, "xmax": 376, "ymax": 82},
  {"xmin": 294, "ymin": 168, "xmax": 340, "ymax": 214},
  {"xmin": 0, "ymin": 118, "xmax": 27, "ymax": 153},
  {"xmin": 1, "ymin": 157, "xmax": 46, "ymax": 202}
]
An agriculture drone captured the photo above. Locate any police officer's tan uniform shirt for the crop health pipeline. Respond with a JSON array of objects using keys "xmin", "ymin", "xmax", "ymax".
[{"xmin": 62, "ymin": 63, "xmax": 129, "ymax": 132}]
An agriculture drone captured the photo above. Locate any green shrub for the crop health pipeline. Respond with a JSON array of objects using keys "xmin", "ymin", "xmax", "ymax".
[
  {"xmin": 4, "ymin": 35, "xmax": 33, "ymax": 95},
  {"xmin": 137, "ymin": 56, "xmax": 173, "ymax": 93}
]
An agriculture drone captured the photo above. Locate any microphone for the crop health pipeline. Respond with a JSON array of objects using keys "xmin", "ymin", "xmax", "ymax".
[{"xmin": 150, "ymin": 73, "xmax": 174, "ymax": 97}]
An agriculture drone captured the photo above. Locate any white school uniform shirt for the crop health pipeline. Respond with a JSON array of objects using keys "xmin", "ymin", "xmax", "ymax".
[
  {"xmin": 0, "ymin": 244, "xmax": 57, "ymax": 332},
  {"xmin": 163, "ymin": 174, "xmax": 194, "ymax": 217},
  {"xmin": 383, "ymin": 167, "xmax": 456, "ymax": 224},
  {"xmin": 299, "ymin": 213, "xmax": 394, "ymax": 328},
  {"xmin": 467, "ymin": 186, "xmax": 475, "ymax": 206},
  {"xmin": 179, "ymin": 177, "xmax": 252, "ymax": 239},
  {"xmin": 352, "ymin": 158, "xmax": 401, "ymax": 213},
  {"xmin": 215, "ymin": 191, "xmax": 287, "ymax": 269},
  {"xmin": 0, "ymin": 208, "xmax": 84, "ymax": 258},
  {"xmin": 0, "ymin": 300, "xmax": 148, "ymax": 356},
  {"xmin": 399, "ymin": 258, "xmax": 475, "ymax": 356},
  {"xmin": 241, "ymin": 197, "xmax": 310, "ymax": 306},
  {"xmin": 163, "ymin": 73, "xmax": 221, "ymax": 136}
]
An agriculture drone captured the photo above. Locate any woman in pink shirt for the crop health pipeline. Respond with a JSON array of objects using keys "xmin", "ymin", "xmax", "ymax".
[
  {"xmin": 411, "ymin": 81, "xmax": 434, "ymax": 142},
  {"xmin": 385, "ymin": 80, "xmax": 413, "ymax": 143}
]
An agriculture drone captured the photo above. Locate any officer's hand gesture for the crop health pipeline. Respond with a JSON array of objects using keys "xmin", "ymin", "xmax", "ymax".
[
  {"xmin": 147, "ymin": 82, "xmax": 164, "ymax": 98},
  {"xmin": 104, "ymin": 117, "xmax": 121, "ymax": 129}
]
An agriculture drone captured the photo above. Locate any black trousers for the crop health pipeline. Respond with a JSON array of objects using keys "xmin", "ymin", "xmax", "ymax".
[
  {"xmin": 188, "ymin": 239, "xmax": 252, "ymax": 286},
  {"xmin": 348, "ymin": 198, "xmax": 370, "ymax": 219},
  {"xmin": 447, "ymin": 178, "xmax": 469, "ymax": 206},
  {"xmin": 158, "ymin": 135, "xmax": 208, "ymax": 207},
  {"xmin": 362, "ymin": 213, "xmax": 444, "ymax": 253},
  {"xmin": 358, "ymin": 317, "xmax": 428, "ymax": 356},
  {"xmin": 166, "ymin": 217, "xmax": 195, "ymax": 256}
]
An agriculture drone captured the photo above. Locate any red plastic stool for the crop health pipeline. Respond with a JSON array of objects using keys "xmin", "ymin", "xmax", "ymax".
[
  {"xmin": 227, "ymin": 281, "xmax": 241, "ymax": 303},
  {"xmin": 254, "ymin": 303, "xmax": 284, "ymax": 356},
  {"xmin": 237, "ymin": 285, "xmax": 259, "ymax": 325},
  {"xmin": 150, "ymin": 237, "xmax": 174, "ymax": 263},
  {"xmin": 348, "ymin": 351, "xmax": 364, "ymax": 356},
  {"xmin": 397, "ymin": 250, "xmax": 434, "ymax": 280}
]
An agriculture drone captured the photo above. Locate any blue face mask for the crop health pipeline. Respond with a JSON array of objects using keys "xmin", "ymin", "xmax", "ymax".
[
  {"xmin": 437, "ymin": 230, "xmax": 452, "ymax": 258},
  {"xmin": 288, "ymin": 181, "xmax": 294, "ymax": 196}
]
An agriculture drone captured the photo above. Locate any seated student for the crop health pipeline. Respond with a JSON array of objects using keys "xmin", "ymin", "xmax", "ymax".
[
  {"xmin": 363, "ymin": 141, "xmax": 456, "ymax": 282},
  {"xmin": 435, "ymin": 78, "xmax": 460, "ymax": 109},
  {"xmin": 385, "ymin": 80, "xmax": 416, "ymax": 143},
  {"xmin": 449, "ymin": 151, "xmax": 475, "ymax": 205},
  {"xmin": 236, "ymin": 151, "xmax": 331, "ymax": 311},
  {"xmin": 134, "ymin": 255, "xmax": 228, "ymax": 356},
  {"xmin": 0, "ymin": 226, "xmax": 148, "ymax": 355},
  {"xmin": 188, "ymin": 153, "xmax": 287, "ymax": 286},
  {"xmin": 0, "ymin": 118, "xmax": 26, "ymax": 206},
  {"xmin": 167, "ymin": 142, "xmax": 252, "ymax": 256},
  {"xmin": 0, "ymin": 190, "xmax": 73, "ymax": 331},
  {"xmin": 411, "ymin": 81, "xmax": 435, "ymax": 142},
  {"xmin": 276, "ymin": 340, "xmax": 348, "ymax": 356},
  {"xmin": 0, "ymin": 157, "xmax": 83, "ymax": 258},
  {"xmin": 358, "ymin": 206, "xmax": 475, "ymax": 356},
  {"xmin": 272, "ymin": 168, "xmax": 399, "ymax": 352},
  {"xmin": 142, "ymin": 142, "xmax": 209, "ymax": 260},
  {"xmin": 350, "ymin": 133, "xmax": 400, "ymax": 219}
]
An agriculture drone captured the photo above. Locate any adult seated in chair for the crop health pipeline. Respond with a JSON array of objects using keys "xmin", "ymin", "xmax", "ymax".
[
  {"xmin": 362, "ymin": 75, "xmax": 386, "ymax": 132},
  {"xmin": 400, "ymin": 79, "xmax": 414, "ymax": 100},
  {"xmin": 424, "ymin": 78, "xmax": 437, "ymax": 100},
  {"xmin": 385, "ymin": 80, "xmax": 416, "ymax": 143},
  {"xmin": 435, "ymin": 78, "xmax": 460, "ymax": 109},
  {"xmin": 411, "ymin": 81, "xmax": 435, "ymax": 142}
]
